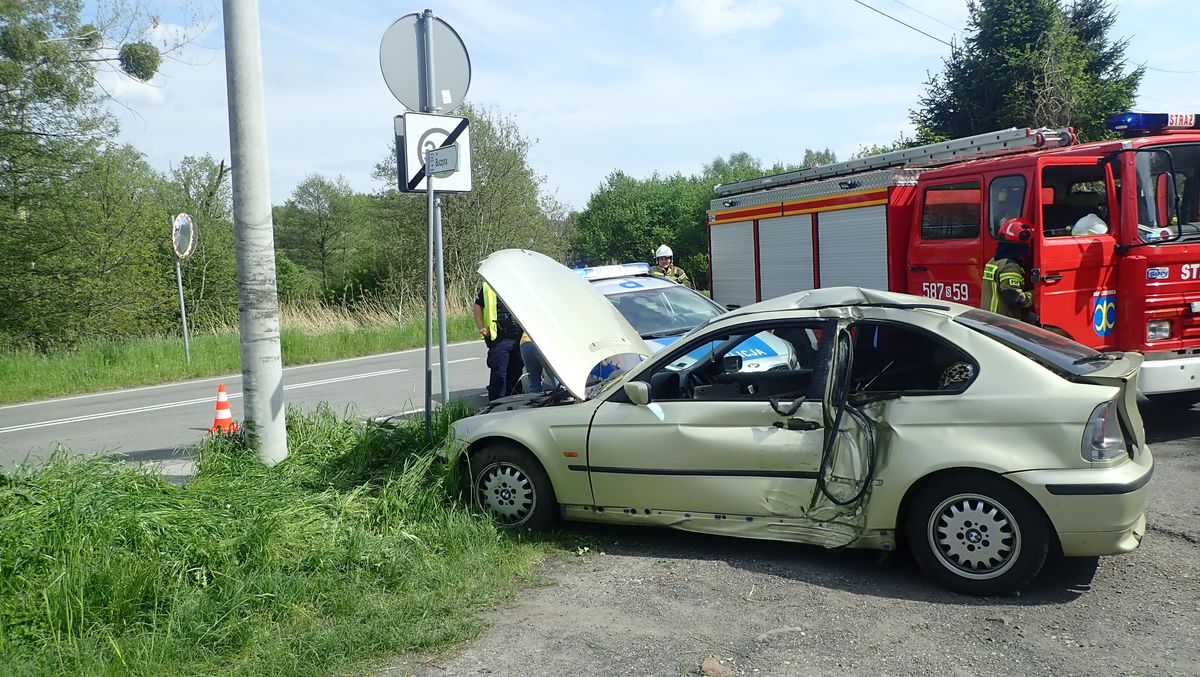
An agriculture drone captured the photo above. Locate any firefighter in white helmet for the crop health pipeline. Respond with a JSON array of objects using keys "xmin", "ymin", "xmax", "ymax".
[{"xmin": 650, "ymin": 244, "xmax": 691, "ymax": 288}]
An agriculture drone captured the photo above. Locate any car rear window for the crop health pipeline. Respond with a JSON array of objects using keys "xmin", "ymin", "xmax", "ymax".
[{"xmin": 954, "ymin": 309, "xmax": 1111, "ymax": 376}]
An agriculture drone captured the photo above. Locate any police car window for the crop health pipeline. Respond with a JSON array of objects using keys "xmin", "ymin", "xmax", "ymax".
[
  {"xmin": 610, "ymin": 286, "xmax": 723, "ymax": 338},
  {"xmin": 922, "ymin": 182, "xmax": 981, "ymax": 240},
  {"xmin": 645, "ymin": 321, "xmax": 833, "ymax": 402}
]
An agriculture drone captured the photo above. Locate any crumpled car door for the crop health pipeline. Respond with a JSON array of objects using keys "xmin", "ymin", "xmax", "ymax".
[{"xmin": 802, "ymin": 323, "xmax": 877, "ymax": 547}]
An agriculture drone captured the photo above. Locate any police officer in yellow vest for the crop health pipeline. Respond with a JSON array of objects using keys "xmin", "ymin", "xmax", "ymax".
[
  {"xmin": 473, "ymin": 282, "xmax": 524, "ymax": 400},
  {"xmin": 982, "ymin": 218, "xmax": 1034, "ymax": 320},
  {"xmin": 650, "ymin": 244, "xmax": 691, "ymax": 288}
]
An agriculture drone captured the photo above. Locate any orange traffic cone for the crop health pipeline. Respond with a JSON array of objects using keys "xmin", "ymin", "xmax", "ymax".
[{"xmin": 207, "ymin": 383, "xmax": 240, "ymax": 434}]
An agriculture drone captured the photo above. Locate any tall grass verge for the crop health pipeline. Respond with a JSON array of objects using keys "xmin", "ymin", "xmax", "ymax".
[
  {"xmin": 0, "ymin": 311, "xmax": 477, "ymax": 405},
  {"xmin": 0, "ymin": 404, "xmax": 552, "ymax": 675}
]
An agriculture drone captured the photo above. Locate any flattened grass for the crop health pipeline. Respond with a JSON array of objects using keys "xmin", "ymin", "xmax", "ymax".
[
  {"xmin": 0, "ymin": 314, "xmax": 477, "ymax": 405},
  {"xmin": 0, "ymin": 404, "xmax": 552, "ymax": 675}
]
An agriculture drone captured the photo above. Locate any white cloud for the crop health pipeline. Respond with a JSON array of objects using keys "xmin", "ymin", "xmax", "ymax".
[{"xmin": 653, "ymin": 0, "xmax": 785, "ymax": 38}]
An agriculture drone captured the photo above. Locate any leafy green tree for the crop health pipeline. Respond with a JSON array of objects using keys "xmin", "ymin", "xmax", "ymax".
[
  {"xmin": 0, "ymin": 144, "xmax": 173, "ymax": 350},
  {"xmin": 275, "ymin": 174, "xmax": 358, "ymax": 298},
  {"xmin": 0, "ymin": 0, "xmax": 193, "ymax": 350},
  {"xmin": 571, "ymin": 150, "xmax": 837, "ymax": 288},
  {"xmin": 801, "ymin": 148, "xmax": 837, "ymax": 167},
  {"xmin": 913, "ymin": 0, "xmax": 1142, "ymax": 142},
  {"xmin": 849, "ymin": 134, "xmax": 915, "ymax": 159}
]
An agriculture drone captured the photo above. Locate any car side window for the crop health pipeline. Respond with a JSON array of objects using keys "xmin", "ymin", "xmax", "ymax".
[
  {"xmin": 850, "ymin": 321, "xmax": 977, "ymax": 394},
  {"xmin": 645, "ymin": 321, "xmax": 834, "ymax": 402}
]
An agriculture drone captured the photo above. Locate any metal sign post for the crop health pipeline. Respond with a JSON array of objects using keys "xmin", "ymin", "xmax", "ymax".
[
  {"xmin": 171, "ymin": 213, "xmax": 198, "ymax": 364},
  {"xmin": 380, "ymin": 9, "xmax": 472, "ymax": 438}
]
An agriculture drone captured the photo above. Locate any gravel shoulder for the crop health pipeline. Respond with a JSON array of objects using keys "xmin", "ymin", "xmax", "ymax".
[{"xmin": 385, "ymin": 405, "xmax": 1200, "ymax": 677}]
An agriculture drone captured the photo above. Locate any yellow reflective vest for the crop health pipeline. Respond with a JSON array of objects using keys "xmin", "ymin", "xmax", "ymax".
[
  {"xmin": 650, "ymin": 264, "xmax": 691, "ymax": 288},
  {"xmin": 981, "ymin": 258, "xmax": 1033, "ymax": 319},
  {"xmin": 481, "ymin": 282, "xmax": 500, "ymax": 339}
]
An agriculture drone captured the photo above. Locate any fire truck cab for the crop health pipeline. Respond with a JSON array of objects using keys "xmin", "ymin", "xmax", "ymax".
[{"xmin": 706, "ymin": 113, "xmax": 1200, "ymax": 402}]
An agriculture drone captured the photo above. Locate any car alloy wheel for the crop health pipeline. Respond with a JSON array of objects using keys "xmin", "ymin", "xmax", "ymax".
[
  {"xmin": 475, "ymin": 461, "xmax": 538, "ymax": 526},
  {"xmin": 927, "ymin": 493, "xmax": 1020, "ymax": 580}
]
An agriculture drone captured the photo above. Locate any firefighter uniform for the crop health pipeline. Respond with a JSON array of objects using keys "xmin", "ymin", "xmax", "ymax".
[
  {"xmin": 981, "ymin": 258, "xmax": 1033, "ymax": 319},
  {"xmin": 650, "ymin": 264, "xmax": 691, "ymax": 288},
  {"xmin": 475, "ymin": 282, "xmax": 524, "ymax": 400}
]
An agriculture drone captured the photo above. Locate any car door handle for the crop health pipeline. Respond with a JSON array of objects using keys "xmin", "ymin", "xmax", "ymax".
[
  {"xmin": 773, "ymin": 418, "xmax": 821, "ymax": 431},
  {"xmin": 909, "ymin": 266, "xmax": 928, "ymax": 272},
  {"xmin": 1041, "ymin": 273, "xmax": 1063, "ymax": 283}
]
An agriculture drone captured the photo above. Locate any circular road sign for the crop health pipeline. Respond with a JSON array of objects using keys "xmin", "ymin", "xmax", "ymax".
[
  {"xmin": 171, "ymin": 213, "xmax": 197, "ymax": 260},
  {"xmin": 379, "ymin": 13, "xmax": 471, "ymax": 113}
]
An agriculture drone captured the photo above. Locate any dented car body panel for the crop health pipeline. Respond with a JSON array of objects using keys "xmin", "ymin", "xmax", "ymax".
[{"xmin": 454, "ymin": 254, "xmax": 1152, "ymax": 579}]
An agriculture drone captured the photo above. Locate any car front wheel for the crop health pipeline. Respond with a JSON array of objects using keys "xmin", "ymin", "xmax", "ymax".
[
  {"xmin": 906, "ymin": 474, "xmax": 1049, "ymax": 595},
  {"xmin": 469, "ymin": 443, "xmax": 557, "ymax": 529}
]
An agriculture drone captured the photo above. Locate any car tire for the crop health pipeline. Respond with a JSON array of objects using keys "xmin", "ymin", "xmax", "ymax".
[
  {"xmin": 906, "ymin": 474, "xmax": 1049, "ymax": 596},
  {"xmin": 468, "ymin": 443, "xmax": 557, "ymax": 530}
]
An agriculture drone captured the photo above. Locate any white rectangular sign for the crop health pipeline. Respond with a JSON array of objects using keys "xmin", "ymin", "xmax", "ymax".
[
  {"xmin": 396, "ymin": 112, "xmax": 472, "ymax": 193},
  {"xmin": 427, "ymin": 144, "xmax": 458, "ymax": 175}
]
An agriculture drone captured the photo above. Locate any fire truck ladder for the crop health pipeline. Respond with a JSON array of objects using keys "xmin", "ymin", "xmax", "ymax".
[{"xmin": 714, "ymin": 127, "xmax": 1075, "ymax": 197}]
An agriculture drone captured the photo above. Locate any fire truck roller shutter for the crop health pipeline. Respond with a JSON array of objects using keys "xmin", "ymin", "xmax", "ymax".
[
  {"xmin": 759, "ymin": 214, "xmax": 815, "ymax": 300},
  {"xmin": 710, "ymin": 220, "xmax": 756, "ymax": 308},
  {"xmin": 817, "ymin": 205, "xmax": 889, "ymax": 290}
]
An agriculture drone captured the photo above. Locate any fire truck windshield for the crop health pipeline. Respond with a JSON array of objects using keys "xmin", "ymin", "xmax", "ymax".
[{"xmin": 1136, "ymin": 144, "xmax": 1200, "ymax": 244}]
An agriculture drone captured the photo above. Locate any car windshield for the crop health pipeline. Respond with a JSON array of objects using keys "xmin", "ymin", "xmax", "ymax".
[
  {"xmin": 954, "ymin": 309, "xmax": 1115, "ymax": 376},
  {"xmin": 1136, "ymin": 144, "xmax": 1200, "ymax": 244},
  {"xmin": 606, "ymin": 285, "xmax": 724, "ymax": 338}
]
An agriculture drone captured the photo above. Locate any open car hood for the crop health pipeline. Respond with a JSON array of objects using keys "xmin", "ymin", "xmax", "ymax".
[{"xmin": 478, "ymin": 249, "xmax": 652, "ymax": 400}]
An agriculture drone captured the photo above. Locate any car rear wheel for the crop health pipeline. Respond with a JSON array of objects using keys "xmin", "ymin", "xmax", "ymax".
[
  {"xmin": 469, "ymin": 443, "xmax": 556, "ymax": 530},
  {"xmin": 906, "ymin": 474, "xmax": 1049, "ymax": 595}
]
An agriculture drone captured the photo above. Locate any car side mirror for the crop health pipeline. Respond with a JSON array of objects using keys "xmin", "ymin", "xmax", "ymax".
[
  {"xmin": 623, "ymin": 381, "xmax": 651, "ymax": 406},
  {"xmin": 722, "ymin": 355, "xmax": 743, "ymax": 372}
]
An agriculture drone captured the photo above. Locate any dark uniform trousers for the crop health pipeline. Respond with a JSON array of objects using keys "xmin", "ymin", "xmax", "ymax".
[{"xmin": 485, "ymin": 332, "xmax": 524, "ymax": 401}]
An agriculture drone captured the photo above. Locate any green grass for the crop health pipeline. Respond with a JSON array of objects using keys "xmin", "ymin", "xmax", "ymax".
[
  {"xmin": 0, "ymin": 315, "xmax": 477, "ymax": 405},
  {"xmin": 0, "ymin": 404, "xmax": 556, "ymax": 675}
]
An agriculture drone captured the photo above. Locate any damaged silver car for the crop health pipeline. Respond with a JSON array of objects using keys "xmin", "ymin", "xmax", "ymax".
[{"xmin": 454, "ymin": 249, "xmax": 1153, "ymax": 595}]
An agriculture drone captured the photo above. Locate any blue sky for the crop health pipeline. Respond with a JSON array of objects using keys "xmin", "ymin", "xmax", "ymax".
[{"xmin": 104, "ymin": 0, "xmax": 1200, "ymax": 212}]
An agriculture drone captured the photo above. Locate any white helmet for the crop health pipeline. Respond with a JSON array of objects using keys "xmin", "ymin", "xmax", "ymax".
[{"xmin": 654, "ymin": 244, "xmax": 673, "ymax": 258}]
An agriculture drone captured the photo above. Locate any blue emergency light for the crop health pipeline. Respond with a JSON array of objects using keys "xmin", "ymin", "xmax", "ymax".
[{"xmin": 1106, "ymin": 112, "xmax": 1199, "ymax": 133}]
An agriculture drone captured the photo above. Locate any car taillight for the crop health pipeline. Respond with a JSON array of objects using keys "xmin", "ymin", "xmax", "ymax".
[{"xmin": 1082, "ymin": 401, "xmax": 1129, "ymax": 462}]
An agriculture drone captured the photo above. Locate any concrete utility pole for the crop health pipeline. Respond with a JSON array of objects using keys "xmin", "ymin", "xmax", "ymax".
[{"xmin": 222, "ymin": 0, "xmax": 288, "ymax": 465}]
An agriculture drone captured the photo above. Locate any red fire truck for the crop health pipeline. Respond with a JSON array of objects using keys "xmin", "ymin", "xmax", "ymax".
[{"xmin": 705, "ymin": 113, "xmax": 1200, "ymax": 404}]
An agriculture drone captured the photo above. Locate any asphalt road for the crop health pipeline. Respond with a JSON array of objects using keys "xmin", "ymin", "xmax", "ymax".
[
  {"xmin": 0, "ymin": 340, "xmax": 489, "ymax": 474},
  {"xmin": 398, "ymin": 400, "xmax": 1200, "ymax": 677}
]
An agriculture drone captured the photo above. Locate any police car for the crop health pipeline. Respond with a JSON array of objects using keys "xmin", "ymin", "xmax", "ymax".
[{"xmin": 574, "ymin": 263, "xmax": 797, "ymax": 374}]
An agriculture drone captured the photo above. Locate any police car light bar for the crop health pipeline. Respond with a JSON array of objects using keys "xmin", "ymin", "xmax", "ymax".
[
  {"xmin": 574, "ymin": 262, "xmax": 651, "ymax": 281},
  {"xmin": 1106, "ymin": 112, "xmax": 1199, "ymax": 132}
]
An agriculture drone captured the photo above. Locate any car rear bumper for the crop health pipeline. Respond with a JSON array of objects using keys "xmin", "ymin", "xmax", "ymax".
[
  {"xmin": 1004, "ymin": 447, "xmax": 1153, "ymax": 556},
  {"xmin": 1139, "ymin": 353, "xmax": 1200, "ymax": 394}
]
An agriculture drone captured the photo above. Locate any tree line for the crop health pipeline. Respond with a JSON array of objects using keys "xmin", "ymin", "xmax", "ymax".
[{"xmin": 2, "ymin": 0, "xmax": 1141, "ymax": 353}]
